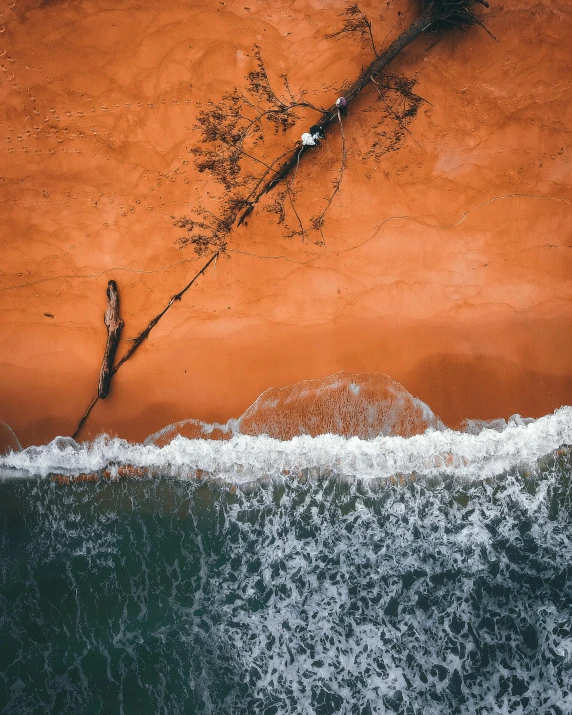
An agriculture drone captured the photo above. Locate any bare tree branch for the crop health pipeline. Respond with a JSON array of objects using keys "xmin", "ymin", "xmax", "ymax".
[
  {"xmin": 310, "ymin": 110, "xmax": 347, "ymax": 244},
  {"xmin": 236, "ymin": 0, "xmax": 491, "ymax": 224}
]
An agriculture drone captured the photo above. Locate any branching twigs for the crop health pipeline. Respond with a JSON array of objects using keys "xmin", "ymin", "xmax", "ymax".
[
  {"xmin": 176, "ymin": 48, "xmax": 327, "ymax": 254},
  {"xmin": 325, "ymin": 4, "xmax": 379, "ymax": 57},
  {"xmin": 72, "ymin": 252, "xmax": 219, "ymax": 440},
  {"xmin": 311, "ymin": 111, "xmax": 347, "ymax": 244},
  {"xmin": 235, "ymin": 0, "xmax": 491, "ymax": 224}
]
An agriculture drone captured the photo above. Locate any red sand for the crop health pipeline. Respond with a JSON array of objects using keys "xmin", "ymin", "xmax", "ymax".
[{"xmin": 1, "ymin": 0, "xmax": 571, "ymax": 446}]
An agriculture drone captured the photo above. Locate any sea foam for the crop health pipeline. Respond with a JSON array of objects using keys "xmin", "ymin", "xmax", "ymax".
[{"xmin": 1, "ymin": 406, "xmax": 570, "ymax": 482}]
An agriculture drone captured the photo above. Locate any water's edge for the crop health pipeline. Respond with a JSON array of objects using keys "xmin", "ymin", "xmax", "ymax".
[{"xmin": 0, "ymin": 407, "xmax": 570, "ymax": 487}]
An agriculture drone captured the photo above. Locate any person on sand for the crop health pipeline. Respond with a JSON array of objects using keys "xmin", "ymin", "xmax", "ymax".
[
  {"xmin": 301, "ymin": 125, "xmax": 325, "ymax": 147},
  {"xmin": 336, "ymin": 96, "xmax": 347, "ymax": 118},
  {"xmin": 310, "ymin": 124, "xmax": 324, "ymax": 140}
]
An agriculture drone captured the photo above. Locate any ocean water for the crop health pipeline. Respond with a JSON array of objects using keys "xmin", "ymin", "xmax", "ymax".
[{"xmin": 1, "ymin": 404, "xmax": 572, "ymax": 715}]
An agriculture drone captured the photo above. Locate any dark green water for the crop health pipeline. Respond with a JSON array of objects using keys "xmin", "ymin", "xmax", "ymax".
[{"xmin": 1, "ymin": 452, "xmax": 571, "ymax": 714}]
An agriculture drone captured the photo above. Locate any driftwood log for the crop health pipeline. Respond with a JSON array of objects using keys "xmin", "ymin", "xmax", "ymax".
[{"xmin": 98, "ymin": 280, "xmax": 124, "ymax": 399}]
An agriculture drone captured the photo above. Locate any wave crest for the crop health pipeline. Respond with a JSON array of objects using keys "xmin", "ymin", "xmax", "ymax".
[{"xmin": 1, "ymin": 407, "xmax": 570, "ymax": 483}]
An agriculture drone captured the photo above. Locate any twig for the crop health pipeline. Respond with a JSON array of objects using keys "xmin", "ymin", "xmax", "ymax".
[
  {"xmin": 311, "ymin": 110, "xmax": 347, "ymax": 238},
  {"xmin": 365, "ymin": 14, "xmax": 378, "ymax": 57},
  {"xmin": 72, "ymin": 396, "xmax": 99, "ymax": 441},
  {"xmin": 285, "ymin": 148, "xmax": 307, "ymax": 240}
]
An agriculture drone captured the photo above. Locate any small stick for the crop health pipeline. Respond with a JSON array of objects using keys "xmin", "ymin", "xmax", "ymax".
[
  {"xmin": 72, "ymin": 396, "xmax": 99, "ymax": 441},
  {"xmin": 113, "ymin": 251, "xmax": 219, "ymax": 373},
  {"xmin": 98, "ymin": 280, "xmax": 124, "ymax": 399}
]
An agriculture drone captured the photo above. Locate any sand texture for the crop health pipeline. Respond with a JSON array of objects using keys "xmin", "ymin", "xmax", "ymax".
[{"xmin": 0, "ymin": 0, "xmax": 571, "ymax": 445}]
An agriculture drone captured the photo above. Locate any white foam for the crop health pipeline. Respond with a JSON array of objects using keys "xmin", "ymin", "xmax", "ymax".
[
  {"xmin": 211, "ymin": 470, "xmax": 572, "ymax": 713},
  {"xmin": 1, "ymin": 406, "xmax": 570, "ymax": 481}
]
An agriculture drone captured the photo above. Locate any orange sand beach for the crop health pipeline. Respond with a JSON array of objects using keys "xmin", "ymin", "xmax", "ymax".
[{"xmin": 0, "ymin": 0, "xmax": 571, "ymax": 447}]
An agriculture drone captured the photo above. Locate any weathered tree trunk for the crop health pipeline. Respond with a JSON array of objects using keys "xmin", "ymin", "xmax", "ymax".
[
  {"xmin": 236, "ymin": 7, "xmax": 435, "ymax": 225},
  {"xmin": 98, "ymin": 280, "xmax": 123, "ymax": 399}
]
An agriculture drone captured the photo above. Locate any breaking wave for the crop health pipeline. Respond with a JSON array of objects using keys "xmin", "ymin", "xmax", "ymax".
[
  {"xmin": 1, "ymin": 447, "xmax": 572, "ymax": 713},
  {"xmin": 0, "ymin": 406, "xmax": 570, "ymax": 483},
  {"xmin": 1, "ymin": 372, "xmax": 570, "ymax": 483}
]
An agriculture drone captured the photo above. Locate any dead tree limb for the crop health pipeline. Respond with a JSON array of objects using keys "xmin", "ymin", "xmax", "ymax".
[
  {"xmin": 72, "ymin": 252, "xmax": 219, "ymax": 440},
  {"xmin": 72, "ymin": 396, "xmax": 99, "ymax": 442},
  {"xmin": 112, "ymin": 251, "xmax": 219, "ymax": 373},
  {"xmin": 98, "ymin": 280, "xmax": 124, "ymax": 399},
  {"xmin": 236, "ymin": 0, "xmax": 491, "ymax": 226}
]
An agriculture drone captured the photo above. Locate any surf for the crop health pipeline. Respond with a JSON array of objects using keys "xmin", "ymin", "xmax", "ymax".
[{"xmin": 2, "ymin": 372, "xmax": 571, "ymax": 483}]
